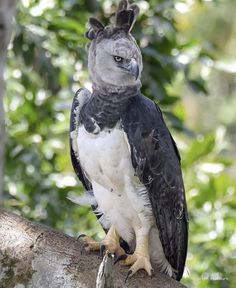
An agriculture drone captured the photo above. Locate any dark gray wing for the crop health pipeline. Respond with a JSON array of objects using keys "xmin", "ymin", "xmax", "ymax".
[
  {"xmin": 121, "ymin": 94, "xmax": 188, "ymax": 281},
  {"xmin": 70, "ymin": 89, "xmax": 92, "ymax": 192}
]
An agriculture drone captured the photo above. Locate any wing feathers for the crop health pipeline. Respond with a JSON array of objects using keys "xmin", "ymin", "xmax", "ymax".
[
  {"xmin": 121, "ymin": 94, "xmax": 188, "ymax": 281},
  {"xmin": 70, "ymin": 89, "xmax": 92, "ymax": 191}
]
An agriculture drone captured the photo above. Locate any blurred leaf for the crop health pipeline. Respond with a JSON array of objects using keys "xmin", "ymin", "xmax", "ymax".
[
  {"xmin": 159, "ymin": 95, "xmax": 179, "ymax": 106},
  {"xmin": 183, "ymin": 134, "xmax": 215, "ymax": 166},
  {"xmin": 188, "ymin": 79, "xmax": 209, "ymax": 95}
]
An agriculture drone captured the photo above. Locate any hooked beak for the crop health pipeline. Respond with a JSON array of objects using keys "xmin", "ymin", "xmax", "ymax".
[
  {"xmin": 127, "ymin": 58, "xmax": 139, "ymax": 80},
  {"xmin": 119, "ymin": 58, "xmax": 139, "ymax": 80}
]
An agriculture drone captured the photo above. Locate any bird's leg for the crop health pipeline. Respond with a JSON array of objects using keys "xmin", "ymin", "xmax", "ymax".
[
  {"xmin": 79, "ymin": 226, "xmax": 125, "ymax": 256},
  {"xmin": 102, "ymin": 226, "xmax": 125, "ymax": 256},
  {"xmin": 118, "ymin": 231, "xmax": 153, "ymax": 278}
]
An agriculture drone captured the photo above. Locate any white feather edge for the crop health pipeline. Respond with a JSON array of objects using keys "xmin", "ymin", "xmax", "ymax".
[
  {"xmin": 67, "ymin": 193, "xmax": 110, "ymax": 229},
  {"xmin": 69, "ymin": 89, "xmax": 98, "ymax": 206},
  {"xmin": 67, "ymin": 192, "xmax": 97, "ymax": 206},
  {"xmin": 70, "ymin": 88, "xmax": 91, "ymax": 155}
]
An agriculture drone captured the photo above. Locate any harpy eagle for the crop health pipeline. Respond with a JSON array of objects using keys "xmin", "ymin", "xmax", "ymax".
[{"xmin": 70, "ymin": 0, "xmax": 188, "ymax": 281}]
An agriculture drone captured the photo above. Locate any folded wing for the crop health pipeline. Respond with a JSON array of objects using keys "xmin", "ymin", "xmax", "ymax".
[{"xmin": 121, "ymin": 94, "xmax": 188, "ymax": 280}]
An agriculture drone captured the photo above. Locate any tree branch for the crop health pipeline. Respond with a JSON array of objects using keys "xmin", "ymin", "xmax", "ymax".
[{"xmin": 0, "ymin": 209, "xmax": 187, "ymax": 288}]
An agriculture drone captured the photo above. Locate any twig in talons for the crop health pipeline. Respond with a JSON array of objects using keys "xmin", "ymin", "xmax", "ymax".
[{"xmin": 96, "ymin": 251, "xmax": 114, "ymax": 288}]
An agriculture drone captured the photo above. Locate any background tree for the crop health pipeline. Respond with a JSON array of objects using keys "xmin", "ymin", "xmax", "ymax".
[
  {"xmin": 3, "ymin": 0, "xmax": 236, "ymax": 287},
  {"xmin": 0, "ymin": 0, "xmax": 18, "ymax": 204}
]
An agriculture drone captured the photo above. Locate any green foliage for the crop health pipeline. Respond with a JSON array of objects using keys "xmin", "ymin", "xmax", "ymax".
[
  {"xmin": 4, "ymin": 0, "xmax": 236, "ymax": 287},
  {"xmin": 182, "ymin": 128, "xmax": 236, "ymax": 287}
]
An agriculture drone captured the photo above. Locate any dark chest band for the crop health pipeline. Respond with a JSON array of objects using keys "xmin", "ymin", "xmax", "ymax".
[{"xmin": 80, "ymin": 85, "xmax": 140, "ymax": 133}]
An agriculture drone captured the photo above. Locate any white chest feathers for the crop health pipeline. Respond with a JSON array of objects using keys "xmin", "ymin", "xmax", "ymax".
[
  {"xmin": 77, "ymin": 123, "xmax": 135, "ymax": 190},
  {"xmin": 76, "ymin": 123, "xmax": 153, "ymax": 245},
  {"xmin": 74, "ymin": 123, "xmax": 170, "ymax": 271}
]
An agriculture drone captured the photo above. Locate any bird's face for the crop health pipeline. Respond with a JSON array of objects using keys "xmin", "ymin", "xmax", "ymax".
[{"xmin": 88, "ymin": 36, "xmax": 143, "ymax": 87}]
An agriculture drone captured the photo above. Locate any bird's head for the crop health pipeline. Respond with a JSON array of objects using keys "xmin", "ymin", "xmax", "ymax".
[{"xmin": 86, "ymin": 0, "xmax": 142, "ymax": 89}]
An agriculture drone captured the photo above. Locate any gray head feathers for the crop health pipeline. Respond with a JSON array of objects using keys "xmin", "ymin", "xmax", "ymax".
[
  {"xmin": 86, "ymin": 0, "xmax": 142, "ymax": 89},
  {"xmin": 85, "ymin": 17, "xmax": 104, "ymax": 40}
]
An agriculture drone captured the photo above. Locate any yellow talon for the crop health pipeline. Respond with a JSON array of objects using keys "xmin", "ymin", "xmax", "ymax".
[
  {"xmin": 78, "ymin": 226, "xmax": 125, "ymax": 256},
  {"xmin": 121, "ymin": 234, "xmax": 153, "ymax": 278},
  {"xmin": 120, "ymin": 253, "xmax": 153, "ymax": 277}
]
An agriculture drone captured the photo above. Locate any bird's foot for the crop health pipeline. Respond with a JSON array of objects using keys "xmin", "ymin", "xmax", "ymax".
[
  {"xmin": 78, "ymin": 227, "xmax": 125, "ymax": 257},
  {"xmin": 78, "ymin": 234, "xmax": 100, "ymax": 253},
  {"xmin": 115, "ymin": 234, "xmax": 153, "ymax": 279},
  {"xmin": 117, "ymin": 252, "xmax": 153, "ymax": 279},
  {"xmin": 101, "ymin": 226, "xmax": 125, "ymax": 256},
  {"xmin": 101, "ymin": 238, "xmax": 125, "ymax": 257}
]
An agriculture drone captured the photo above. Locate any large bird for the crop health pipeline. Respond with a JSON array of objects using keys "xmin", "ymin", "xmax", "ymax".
[{"xmin": 70, "ymin": 0, "xmax": 188, "ymax": 281}]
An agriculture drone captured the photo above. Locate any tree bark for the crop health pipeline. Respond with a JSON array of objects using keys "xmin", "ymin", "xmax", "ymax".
[
  {"xmin": 0, "ymin": 209, "xmax": 187, "ymax": 288},
  {"xmin": 0, "ymin": 0, "xmax": 18, "ymax": 204}
]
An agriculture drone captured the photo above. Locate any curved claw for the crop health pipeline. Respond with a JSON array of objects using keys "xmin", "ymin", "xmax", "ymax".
[
  {"xmin": 125, "ymin": 269, "xmax": 132, "ymax": 282},
  {"xmin": 114, "ymin": 254, "xmax": 128, "ymax": 265},
  {"xmin": 150, "ymin": 268, "xmax": 154, "ymax": 278},
  {"xmin": 100, "ymin": 244, "xmax": 106, "ymax": 257},
  {"xmin": 77, "ymin": 234, "xmax": 86, "ymax": 240},
  {"xmin": 80, "ymin": 243, "xmax": 89, "ymax": 255},
  {"xmin": 80, "ymin": 246, "xmax": 84, "ymax": 255}
]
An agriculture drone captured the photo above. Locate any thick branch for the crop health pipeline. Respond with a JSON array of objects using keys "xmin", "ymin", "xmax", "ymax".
[
  {"xmin": 0, "ymin": 0, "xmax": 18, "ymax": 204},
  {"xmin": 0, "ymin": 209, "xmax": 186, "ymax": 288}
]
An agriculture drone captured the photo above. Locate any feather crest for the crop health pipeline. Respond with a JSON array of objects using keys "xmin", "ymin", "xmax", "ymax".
[{"xmin": 115, "ymin": 1, "xmax": 140, "ymax": 32}]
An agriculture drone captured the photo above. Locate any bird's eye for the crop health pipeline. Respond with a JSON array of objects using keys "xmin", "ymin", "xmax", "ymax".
[{"xmin": 114, "ymin": 56, "xmax": 123, "ymax": 62}]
